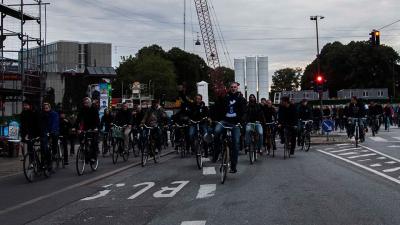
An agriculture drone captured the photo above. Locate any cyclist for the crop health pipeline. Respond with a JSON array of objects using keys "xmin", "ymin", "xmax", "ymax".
[
  {"xmin": 346, "ymin": 96, "xmax": 367, "ymax": 141},
  {"xmin": 261, "ymin": 99, "xmax": 277, "ymax": 152},
  {"xmin": 114, "ymin": 103, "xmax": 133, "ymax": 151},
  {"xmin": 278, "ymin": 96, "xmax": 298, "ymax": 155},
  {"xmin": 141, "ymin": 99, "xmax": 167, "ymax": 153},
  {"xmin": 20, "ymin": 100, "xmax": 41, "ymax": 160},
  {"xmin": 383, "ymin": 103, "xmax": 393, "ymax": 130},
  {"xmin": 214, "ymin": 82, "xmax": 246, "ymax": 173},
  {"xmin": 188, "ymin": 94, "xmax": 210, "ymax": 153},
  {"xmin": 100, "ymin": 109, "xmax": 113, "ymax": 154},
  {"xmin": 243, "ymin": 94, "xmax": 265, "ymax": 153},
  {"xmin": 76, "ymin": 97, "xmax": 100, "ymax": 162},
  {"xmin": 297, "ymin": 99, "xmax": 312, "ymax": 145},
  {"xmin": 40, "ymin": 102, "xmax": 60, "ymax": 171},
  {"xmin": 59, "ymin": 111, "xmax": 72, "ymax": 165},
  {"xmin": 368, "ymin": 101, "xmax": 383, "ymax": 133}
]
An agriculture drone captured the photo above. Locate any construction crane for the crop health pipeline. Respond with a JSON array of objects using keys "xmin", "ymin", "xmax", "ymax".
[{"xmin": 194, "ymin": 0, "xmax": 226, "ymax": 96}]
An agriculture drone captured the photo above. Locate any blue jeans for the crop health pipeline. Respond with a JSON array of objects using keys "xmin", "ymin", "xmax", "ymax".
[
  {"xmin": 244, "ymin": 123, "xmax": 263, "ymax": 149},
  {"xmin": 214, "ymin": 121, "xmax": 241, "ymax": 168},
  {"xmin": 189, "ymin": 123, "xmax": 209, "ymax": 143}
]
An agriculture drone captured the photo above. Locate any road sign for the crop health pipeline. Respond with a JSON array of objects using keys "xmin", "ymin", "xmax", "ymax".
[{"xmin": 322, "ymin": 119, "xmax": 334, "ymax": 133}]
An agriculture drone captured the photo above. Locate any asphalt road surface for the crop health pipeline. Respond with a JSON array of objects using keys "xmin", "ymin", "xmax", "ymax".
[{"xmin": 1, "ymin": 127, "xmax": 400, "ymax": 225}]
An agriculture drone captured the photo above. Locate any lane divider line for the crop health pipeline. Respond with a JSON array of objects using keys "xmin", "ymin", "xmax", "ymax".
[{"xmin": 181, "ymin": 221, "xmax": 207, "ymax": 225}]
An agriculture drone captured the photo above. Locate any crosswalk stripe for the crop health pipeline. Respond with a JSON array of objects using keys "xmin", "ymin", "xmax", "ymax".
[
  {"xmin": 347, "ymin": 153, "xmax": 377, "ymax": 159},
  {"xmin": 203, "ymin": 158, "xmax": 211, "ymax": 162},
  {"xmin": 338, "ymin": 152, "xmax": 358, "ymax": 156},
  {"xmin": 336, "ymin": 143, "xmax": 350, "ymax": 146},
  {"xmin": 203, "ymin": 167, "xmax": 216, "ymax": 175},
  {"xmin": 369, "ymin": 137, "xmax": 388, "ymax": 142},
  {"xmin": 377, "ymin": 157, "xmax": 387, "ymax": 160},
  {"xmin": 181, "ymin": 221, "xmax": 207, "ymax": 225},
  {"xmin": 370, "ymin": 164, "xmax": 382, "ymax": 167},
  {"xmin": 358, "ymin": 159, "xmax": 372, "ymax": 162},
  {"xmin": 196, "ymin": 184, "xmax": 216, "ymax": 199},
  {"xmin": 331, "ymin": 148, "xmax": 360, "ymax": 153},
  {"xmin": 393, "ymin": 137, "xmax": 400, "ymax": 141},
  {"xmin": 384, "ymin": 161, "xmax": 397, "ymax": 164},
  {"xmin": 383, "ymin": 167, "xmax": 400, "ymax": 173}
]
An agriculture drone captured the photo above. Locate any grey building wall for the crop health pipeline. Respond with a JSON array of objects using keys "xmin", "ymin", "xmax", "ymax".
[
  {"xmin": 337, "ymin": 88, "xmax": 388, "ymax": 99},
  {"xmin": 87, "ymin": 43, "xmax": 112, "ymax": 67}
]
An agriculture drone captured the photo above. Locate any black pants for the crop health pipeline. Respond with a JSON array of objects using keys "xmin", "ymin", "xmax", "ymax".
[{"xmin": 280, "ymin": 126, "xmax": 296, "ymax": 153}]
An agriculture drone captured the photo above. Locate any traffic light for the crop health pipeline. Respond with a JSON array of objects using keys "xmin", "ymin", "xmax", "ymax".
[
  {"xmin": 313, "ymin": 75, "xmax": 327, "ymax": 92},
  {"xmin": 369, "ymin": 30, "xmax": 380, "ymax": 46}
]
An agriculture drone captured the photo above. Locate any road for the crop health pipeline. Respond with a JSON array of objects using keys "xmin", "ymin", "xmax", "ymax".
[{"xmin": 1, "ymin": 127, "xmax": 400, "ymax": 225}]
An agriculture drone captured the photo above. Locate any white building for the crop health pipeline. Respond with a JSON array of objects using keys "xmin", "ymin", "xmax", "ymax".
[{"xmin": 234, "ymin": 56, "xmax": 270, "ymax": 100}]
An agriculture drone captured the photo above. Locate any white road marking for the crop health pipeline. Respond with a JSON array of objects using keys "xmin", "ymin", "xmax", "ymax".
[
  {"xmin": 203, "ymin": 167, "xmax": 216, "ymax": 175},
  {"xmin": 153, "ymin": 181, "xmax": 189, "ymax": 198},
  {"xmin": 369, "ymin": 137, "xmax": 388, "ymax": 142},
  {"xmin": 360, "ymin": 145, "xmax": 400, "ymax": 163},
  {"xmin": 203, "ymin": 158, "xmax": 210, "ymax": 162},
  {"xmin": 128, "ymin": 182, "xmax": 155, "ymax": 200},
  {"xmin": 325, "ymin": 148, "xmax": 334, "ymax": 150},
  {"xmin": 102, "ymin": 184, "xmax": 113, "ymax": 188},
  {"xmin": 181, "ymin": 221, "xmax": 206, "ymax": 225},
  {"xmin": 393, "ymin": 137, "xmax": 400, "ymax": 141},
  {"xmin": 196, "ymin": 184, "xmax": 216, "ymax": 199},
  {"xmin": 336, "ymin": 143, "xmax": 350, "ymax": 146},
  {"xmin": 81, "ymin": 190, "xmax": 111, "ymax": 201},
  {"xmin": 370, "ymin": 164, "xmax": 382, "ymax": 167},
  {"xmin": 330, "ymin": 148, "xmax": 360, "ymax": 153},
  {"xmin": 360, "ymin": 150, "xmax": 370, "ymax": 153},
  {"xmin": 116, "ymin": 183, "xmax": 125, "ymax": 187},
  {"xmin": 358, "ymin": 159, "xmax": 372, "ymax": 162},
  {"xmin": 383, "ymin": 167, "xmax": 400, "ymax": 173},
  {"xmin": 347, "ymin": 153, "xmax": 377, "ymax": 159},
  {"xmin": 384, "ymin": 161, "xmax": 397, "ymax": 164},
  {"xmin": 377, "ymin": 157, "xmax": 387, "ymax": 160},
  {"xmin": 318, "ymin": 150, "xmax": 400, "ymax": 185},
  {"xmin": 388, "ymin": 145, "xmax": 400, "ymax": 148},
  {"xmin": 338, "ymin": 152, "xmax": 359, "ymax": 156}
]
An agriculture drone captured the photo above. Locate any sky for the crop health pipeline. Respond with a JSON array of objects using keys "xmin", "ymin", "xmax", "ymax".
[{"xmin": 9, "ymin": 0, "xmax": 400, "ymax": 73}]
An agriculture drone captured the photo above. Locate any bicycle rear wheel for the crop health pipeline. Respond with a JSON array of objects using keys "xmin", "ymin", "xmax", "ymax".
[
  {"xmin": 122, "ymin": 144, "xmax": 129, "ymax": 162},
  {"xmin": 194, "ymin": 139, "xmax": 203, "ymax": 170},
  {"xmin": 141, "ymin": 145, "xmax": 148, "ymax": 167},
  {"xmin": 112, "ymin": 140, "xmax": 119, "ymax": 164},
  {"xmin": 90, "ymin": 158, "xmax": 99, "ymax": 171},
  {"xmin": 355, "ymin": 127, "xmax": 359, "ymax": 148},
  {"xmin": 304, "ymin": 133, "xmax": 311, "ymax": 152},
  {"xmin": 284, "ymin": 135, "xmax": 289, "ymax": 160},
  {"xmin": 76, "ymin": 146, "xmax": 86, "ymax": 176}
]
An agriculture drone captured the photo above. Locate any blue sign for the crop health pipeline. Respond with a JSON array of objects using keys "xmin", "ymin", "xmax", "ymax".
[{"xmin": 322, "ymin": 119, "xmax": 334, "ymax": 133}]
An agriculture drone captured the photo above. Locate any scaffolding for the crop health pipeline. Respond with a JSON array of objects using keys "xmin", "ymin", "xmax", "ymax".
[{"xmin": 0, "ymin": 0, "xmax": 49, "ymax": 117}]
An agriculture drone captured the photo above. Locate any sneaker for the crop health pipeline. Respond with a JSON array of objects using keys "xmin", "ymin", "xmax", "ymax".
[{"xmin": 229, "ymin": 168, "xmax": 237, "ymax": 173}]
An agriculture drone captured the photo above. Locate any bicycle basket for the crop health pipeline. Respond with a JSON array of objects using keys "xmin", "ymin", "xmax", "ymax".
[{"xmin": 112, "ymin": 126, "xmax": 124, "ymax": 139}]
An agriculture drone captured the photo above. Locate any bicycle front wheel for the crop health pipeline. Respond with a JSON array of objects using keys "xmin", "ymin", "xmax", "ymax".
[
  {"xmin": 23, "ymin": 153, "xmax": 37, "ymax": 182},
  {"xmin": 304, "ymin": 133, "xmax": 311, "ymax": 152},
  {"xmin": 194, "ymin": 139, "xmax": 203, "ymax": 170},
  {"xmin": 141, "ymin": 145, "xmax": 148, "ymax": 167},
  {"xmin": 112, "ymin": 141, "xmax": 119, "ymax": 164},
  {"xmin": 76, "ymin": 146, "xmax": 86, "ymax": 176},
  {"xmin": 220, "ymin": 145, "xmax": 229, "ymax": 184}
]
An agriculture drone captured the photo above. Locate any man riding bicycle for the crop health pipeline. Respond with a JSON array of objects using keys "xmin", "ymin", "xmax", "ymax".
[
  {"xmin": 368, "ymin": 101, "xmax": 383, "ymax": 132},
  {"xmin": 114, "ymin": 103, "xmax": 133, "ymax": 151},
  {"xmin": 214, "ymin": 82, "xmax": 246, "ymax": 173},
  {"xmin": 188, "ymin": 94, "xmax": 210, "ymax": 153},
  {"xmin": 243, "ymin": 94, "xmax": 265, "ymax": 153},
  {"xmin": 297, "ymin": 99, "xmax": 312, "ymax": 146},
  {"xmin": 141, "ymin": 99, "xmax": 167, "ymax": 153},
  {"xmin": 76, "ymin": 97, "xmax": 100, "ymax": 162},
  {"xmin": 278, "ymin": 96, "xmax": 298, "ymax": 155},
  {"xmin": 40, "ymin": 102, "xmax": 59, "ymax": 171},
  {"xmin": 346, "ymin": 96, "xmax": 367, "ymax": 141}
]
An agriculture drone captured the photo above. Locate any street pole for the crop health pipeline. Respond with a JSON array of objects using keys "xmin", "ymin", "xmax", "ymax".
[
  {"xmin": 311, "ymin": 15, "xmax": 324, "ymax": 110},
  {"xmin": 183, "ymin": 0, "xmax": 186, "ymax": 50}
]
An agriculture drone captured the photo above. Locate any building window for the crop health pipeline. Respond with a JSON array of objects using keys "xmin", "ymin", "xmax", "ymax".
[
  {"xmin": 377, "ymin": 91, "xmax": 384, "ymax": 97},
  {"xmin": 363, "ymin": 91, "xmax": 368, "ymax": 97}
]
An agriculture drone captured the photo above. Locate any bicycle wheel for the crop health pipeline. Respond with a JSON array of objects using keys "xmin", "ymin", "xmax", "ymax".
[
  {"xmin": 122, "ymin": 142, "xmax": 129, "ymax": 162},
  {"xmin": 304, "ymin": 133, "xmax": 311, "ymax": 152},
  {"xmin": 23, "ymin": 152, "xmax": 37, "ymax": 182},
  {"xmin": 112, "ymin": 140, "xmax": 119, "ymax": 164},
  {"xmin": 355, "ymin": 126, "xmax": 359, "ymax": 148},
  {"xmin": 180, "ymin": 139, "xmax": 186, "ymax": 158},
  {"xmin": 194, "ymin": 139, "xmax": 203, "ymax": 170},
  {"xmin": 283, "ymin": 134, "xmax": 289, "ymax": 160},
  {"xmin": 249, "ymin": 143, "xmax": 255, "ymax": 164},
  {"xmin": 102, "ymin": 139, "xmax": 107, "ymax": 157},
  {"xmin": 151, "ymin": 142, "xmax": 159, "ymax": 163},
  {"xmin": 220, "ymin": 145, "xmax": 229, "ymax": 184},
  {"xmin": 141, "ymin": 144, "xmax": 148, "ymax": 167},
  {"xmin": 90, "ymin": 158, "xmax": 99, "ymax": 171},
  {"xmin": 76, "ymin": 146, "xmax": 86, "ymax": 176}
]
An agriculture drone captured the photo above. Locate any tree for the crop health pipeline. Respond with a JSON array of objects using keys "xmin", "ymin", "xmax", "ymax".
[
  {"xmin": 301, "ymin": 41, "xmax": 400, "ymax": 97},
  {"xmin": 271, "ymin": 67, "xmax": 302, "ymax": 92}
]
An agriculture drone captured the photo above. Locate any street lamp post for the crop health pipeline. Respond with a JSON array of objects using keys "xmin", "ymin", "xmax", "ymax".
[{"xmin": 310, "ymin": 15, "xmax": 325, "ymax": 110}]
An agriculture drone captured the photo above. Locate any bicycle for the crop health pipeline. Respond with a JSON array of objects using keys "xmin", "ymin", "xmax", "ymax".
[
  {"xmin": 111, "ymin": 125, "xmax": 130, "ymax": 164},
  {"xmin": 23, "ymin": 137, "xmax": 50, "ymax": 182},
  {"xmin": 76, "ymin": 130, "xmax": 99, "ymax": 176},
  {"xmin": 348, "ymin": 118, "xmax": 365, "ymax": 148},
  {"xmin": 101, "ymin": 129, "xmax": 113, "ymax": 157},
  {"xmin": 129, "ymin": 127, "xmax": 140, "ymax": 157},
  {"xmin": 299, "ymin": 120, "xmax": 313, "ymax": 152},
  {"xmin": 283, "ymin": 125, "xmax": 296, "ymax": 159},
  {"xmin": 217, "ymin": 122, "xmax": 241, "ymax": 184},
  {"xmin": 174, "ymin": 123, "xmax": 189, "ymax": 158},
  {"xmin": 384, "ymin": 115, "xmax": 391, "ymax": 132},
  {"xmin": 139, "ymin": 125, "xmax": 160, "ymax": 167},
  {"xmin": 246, "ymin": 122, "xmax": 261, "ymax": 164},
  {"xmin": 264, "ymin": 122, "xmax": 276, "ymax": 157},
  {"xmin": 370, "ymin": 115, "xmax": 380, "ymax": 137},
  {"xmin": 190, "ymin": 118, "xmax": 208, "ymax": 170}
]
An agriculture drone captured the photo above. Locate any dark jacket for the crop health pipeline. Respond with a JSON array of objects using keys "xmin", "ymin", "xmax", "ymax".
[
  {"xmin": 298, "ymin": 104, "xmax": 313, "ymax": 120},
  {"xmin": 60, "ymin": 118, "xmax": 72, "ymax": 136},
  {"xmin": 221, "ymin": 92, "xmax": 247, "ymax": 124},
  {"xmin": 76, "ymin": 106, "xmax": 100, "ymax": 130},
  {"xmin": 347, "ymin": 102, "xmax": 366, "ymax": 118},
  {"xmin": 243, "ymin": 102, "xmax": 265, "ymax": 123},
  {"xmin": 115, "ymin": 109, "xmax": 132, "ymax": 126},
  {"xmin": 189, "ymin": 101, "xmax": 209, "ymax": 122},
  {"xmin": 141, "ymin": 106, "xmax": 167, "ymax": 127},
  {"xmin": 100, "ymin": 114, "xmax": 114, "ymax": 131},
  {"xmin": 20, "ymin": 109, "xmax": 41, "ymax": 138},
  {"xmin": 41, "ymin": 110, "xmax": 59, "ymax": 135},
  {"xmin": 262, "ymin": 105, "xmax": 277, "ymax": 123},
  {"xmin": 132, "ymin": 111, "xmax": 144, "ymax": 127},
  {"xmin": 278, "ymin": 104, "xmax": 298, "ymax": 126}
]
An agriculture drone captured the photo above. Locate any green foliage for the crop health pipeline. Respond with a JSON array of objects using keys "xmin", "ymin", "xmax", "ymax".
[
  {"xmin": 301, "ymin": 41, "xmax": 400, "ymax": 97},
  {"xmin": 271, "ymin": 67, "xmax": 302, "ymax": 92}
]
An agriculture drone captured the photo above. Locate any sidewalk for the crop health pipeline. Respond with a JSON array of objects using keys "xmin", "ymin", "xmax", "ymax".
[
  {"xmin": 0, "ymin": 157, "xmax": 22, "ymax": 179},
  {"xmin": 311, "ymin": 131, "xmax": 351, "ymax": 145}
]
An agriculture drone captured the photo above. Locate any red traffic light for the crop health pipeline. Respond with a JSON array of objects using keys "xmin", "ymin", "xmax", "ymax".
[{"xmin": 316, "ymin": 75, "xmax": 324, "ymax": 84}]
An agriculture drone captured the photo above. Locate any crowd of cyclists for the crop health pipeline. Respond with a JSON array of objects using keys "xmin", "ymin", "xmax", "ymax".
[{"xmin": 19, "ymin": 81, "xmax": 400, "ymax": 181}]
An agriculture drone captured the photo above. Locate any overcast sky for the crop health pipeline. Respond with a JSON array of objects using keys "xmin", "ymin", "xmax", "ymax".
[{"xmin": 25, "ymin": 0, "xmax": 400, "ymax": 73}]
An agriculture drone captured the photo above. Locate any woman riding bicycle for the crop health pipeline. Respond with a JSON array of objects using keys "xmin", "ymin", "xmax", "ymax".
[{"xmin": 243, "ymin": 94, "xmax": 265, "ymax": 154}]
